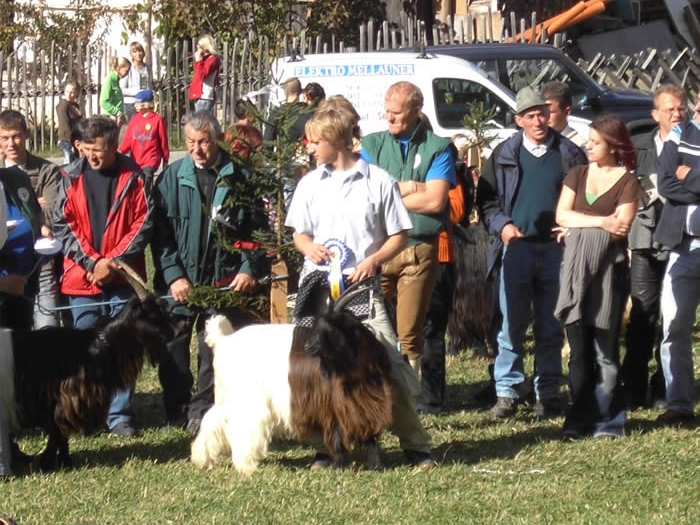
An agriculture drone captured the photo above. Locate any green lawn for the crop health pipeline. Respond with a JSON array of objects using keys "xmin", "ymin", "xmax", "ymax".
[{"xmin": 2, "ymin": 346, "xmax": 698, "ymax": 524}]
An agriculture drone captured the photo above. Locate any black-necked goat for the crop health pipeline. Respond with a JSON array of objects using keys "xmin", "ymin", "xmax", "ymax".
[
  {"xmin": 0, "ymin": 263, "xmax": 177, "ymax": 471},
  {"xmin": 191, "ymin": 289, "xmax": 393, "ymax": 474}
]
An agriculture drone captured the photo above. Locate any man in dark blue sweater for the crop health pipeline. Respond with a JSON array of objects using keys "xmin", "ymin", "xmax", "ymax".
[{"xmin": 477, "ymin": 87, "xmax": 587, "ymax": 418}]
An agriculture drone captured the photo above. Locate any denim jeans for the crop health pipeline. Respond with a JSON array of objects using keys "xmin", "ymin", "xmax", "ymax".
[
  {"xmin": 68, "ymin": 286, "xmax": 135, "ymax": 429},
  {"xmin": 33, "ymin": 261, "xmax": 60, "ymax": 329},
  {"xmin": 57, "ymin": 140, "xmax": 76, "ymax": 165},
  {"xmin": 564, "ymin": 262, "xmax": 628, "ymax": 437},
  {"xmin": 659, "ymin": 237, "xmax": 700, "ymax": 414},
  {"xmin": 622, "ymin": 250, "xmax": 666, "ymax": 406},
  {"xmin": 494, "ymin": 240, "xmax": 563, "ymax": 400},
  {"xmin": 194, "ymin": 99, "xmax": 215, "ymax": 113}
]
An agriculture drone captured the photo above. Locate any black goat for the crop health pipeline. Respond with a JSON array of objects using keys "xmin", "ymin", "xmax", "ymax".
[{"xmin": 0, "ymin": 264, "xmax": 177, "ymax": 471}]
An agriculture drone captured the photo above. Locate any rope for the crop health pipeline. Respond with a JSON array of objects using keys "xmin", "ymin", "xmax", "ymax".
[{"xmin": 26, "ymin": 274, "xmax": 289, "ymax": 314}]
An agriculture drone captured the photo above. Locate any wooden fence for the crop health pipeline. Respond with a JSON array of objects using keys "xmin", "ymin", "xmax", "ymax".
[
  {"xmin": 0, "ymin": 38, "xmax": 276, "ymax": 152},
  {"xmin": 1, "ymin": 10, "xmax": 696, "ymax": 152}
]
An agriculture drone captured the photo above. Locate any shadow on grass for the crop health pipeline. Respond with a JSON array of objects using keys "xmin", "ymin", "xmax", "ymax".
[{"xmin": 72, "ymin": 432, "xmax": 193, "ymax": 469}]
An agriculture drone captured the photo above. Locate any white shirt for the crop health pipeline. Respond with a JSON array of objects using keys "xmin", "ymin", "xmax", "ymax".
[
  {"xmin": 522, "ymin": 132, "xmax": 554, "ymax": 158},
  {"xmin": 285, "ymin": 158, "xmax": 412, "ymax": 279}
]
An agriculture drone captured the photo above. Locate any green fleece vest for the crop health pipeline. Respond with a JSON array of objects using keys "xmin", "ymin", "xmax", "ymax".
[{"xmin": 362, "ymin": 125, "xmax": 450, "ymax": 243}]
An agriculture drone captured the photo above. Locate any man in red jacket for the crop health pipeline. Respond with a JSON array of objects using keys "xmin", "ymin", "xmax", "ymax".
[
  {"xmin": 119, "ymin": 89, "xmax": 169, "ymax": 189},
  {"xmin": 53, "ymin": 116, "xmax": 151, "ymax": 437}
]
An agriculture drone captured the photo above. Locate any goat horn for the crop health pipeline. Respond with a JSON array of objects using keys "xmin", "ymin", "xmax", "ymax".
[
  {"xmin": 114, "ymin": 260, "xmax": 150, "ymax": 301},
  {"xmin": 332, "ymin": 277, "xmax": 375, "ymax": 313}
]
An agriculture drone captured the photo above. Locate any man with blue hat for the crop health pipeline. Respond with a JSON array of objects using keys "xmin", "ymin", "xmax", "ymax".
[
  {"xmin": 477, "ymin": 86, "xmax": 587, "ymax": 419},
  {"xmin": 119, "ymin": 89, "xmax": 169, "ymax": 188}
]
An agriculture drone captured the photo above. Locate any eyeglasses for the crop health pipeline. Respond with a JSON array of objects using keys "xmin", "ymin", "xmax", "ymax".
[{"xmin": 657, "ymin": 107, "xmax": 687, "ymax": 116}]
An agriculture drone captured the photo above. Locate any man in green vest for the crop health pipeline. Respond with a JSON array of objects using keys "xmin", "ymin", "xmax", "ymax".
[{"xmin": 361, "ymin": 81, "xmax": 455, "ymax": 378}]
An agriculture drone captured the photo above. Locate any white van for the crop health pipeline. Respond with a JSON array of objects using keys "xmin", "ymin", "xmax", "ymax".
[{"xmin": 268, "ymin": 52, "xmax": 590, "ymax": 151}]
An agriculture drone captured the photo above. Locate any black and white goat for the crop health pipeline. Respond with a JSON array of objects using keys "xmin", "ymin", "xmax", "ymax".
[
  {"xmin": 0, "ymin": 263, "xmax": 177, "ymax": 471},
  {"xmin": 191, "ymin": 288, "xmax": 393, "ymax": 474}
]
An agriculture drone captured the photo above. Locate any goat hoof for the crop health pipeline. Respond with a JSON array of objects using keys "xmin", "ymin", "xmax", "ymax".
[{"xmin": 366, "ymin": 460, "xmax": 384, "ymax": 471}]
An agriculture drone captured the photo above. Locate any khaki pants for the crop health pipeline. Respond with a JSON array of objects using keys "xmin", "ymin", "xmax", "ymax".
[
  {"xmin": 364, "ymin": 297, "xmax": 432, "ymax": 453},
  {"xmin": 381, "ymin": 242, "xmax": 440, "ymax": 361}
]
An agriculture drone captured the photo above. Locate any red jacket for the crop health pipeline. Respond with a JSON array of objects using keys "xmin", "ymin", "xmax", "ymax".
[
  {"xmin": 53, "ymin": 155, "xmax": 151, "ymax": 296},
  {"xmin": 119, "ymin": 111, "xmax": 170, "ymax": 170},
  {"xmin": 188, "ymin": 54, "xmax": 220, "ymax": 101}
]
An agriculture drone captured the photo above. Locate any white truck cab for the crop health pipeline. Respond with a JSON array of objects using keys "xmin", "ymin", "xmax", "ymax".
[{"xmin": 268, "ymin": 52, "xmax": 590, "ymax": 152}]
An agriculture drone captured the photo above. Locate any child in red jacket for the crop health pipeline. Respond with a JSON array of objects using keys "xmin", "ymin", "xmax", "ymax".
[{"xmin": 119, "ymin": 89, "xmax": 169, "ymax": 188}]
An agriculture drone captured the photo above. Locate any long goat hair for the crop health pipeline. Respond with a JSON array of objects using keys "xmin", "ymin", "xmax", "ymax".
[
  {"xmin": 191, "ymin": 307, "xmax": 393, "ymax": 475},
  {"xmin": 0, "ymin": 264, "xmax": 177, "ymax": 471},
  {"xmin": 447, "ymin": 221, "xmax": 494, "ymax": 356}
]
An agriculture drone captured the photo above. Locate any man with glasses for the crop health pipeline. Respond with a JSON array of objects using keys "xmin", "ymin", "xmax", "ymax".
[
  {"xmin": 653, "ymin": 89, "xmax": 700, "ymax": 426},
  {"xmin": 53, "ymin": 116, "xmax": 151, "ymax": 436},
  {"xmin": 151, "ymin": 111, "xmax": 268, "ymax": 433},
  {"xmin": 622, "ymin": 85, "xmax": 687, "ymax": 411}
]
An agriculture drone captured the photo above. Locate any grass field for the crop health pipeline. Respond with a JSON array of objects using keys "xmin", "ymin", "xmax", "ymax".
[{"xmin": 2, "ymin": 342, "xmax": 698, "ymax": 524}]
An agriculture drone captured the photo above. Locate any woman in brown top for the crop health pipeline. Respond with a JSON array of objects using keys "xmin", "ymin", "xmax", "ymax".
[{"xmin": 554, "ymin": 114, "xmax": 645, "ymax": 439}]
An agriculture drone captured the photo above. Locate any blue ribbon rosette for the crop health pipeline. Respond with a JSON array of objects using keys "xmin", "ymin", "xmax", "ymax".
[{"xmin": 323, "ymin": 239, "xmax": 349, "ymax": 300}]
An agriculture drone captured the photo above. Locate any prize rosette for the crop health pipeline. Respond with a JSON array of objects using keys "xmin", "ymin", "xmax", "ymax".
[{"xmin": 323, "ymin": 239, "xmax": 349, "ymax": 300}]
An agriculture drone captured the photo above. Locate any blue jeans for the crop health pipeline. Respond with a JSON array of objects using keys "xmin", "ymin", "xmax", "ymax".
[
  {"xmin": 194, "ymin": 99, "xmax": 215, "ymax": 113},
  {"xmin": 659, "ymin": 237, "xmax": 700, "ymax": 414},
  {"xmin": 57, "ymin": 140, "xmax": 76, "ymax": 165},
  {"xmin": 494, "ymin": 240, "xmax": 563, "ymax": 400},
  {"xmin": 68, "ymin": 287, "xmax": 135, "ymax": 429}
]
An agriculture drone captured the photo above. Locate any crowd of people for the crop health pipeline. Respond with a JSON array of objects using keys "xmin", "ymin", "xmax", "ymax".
[{"xmin": 0, "ymin": 37, "xmax": 698, "ymax": 478}]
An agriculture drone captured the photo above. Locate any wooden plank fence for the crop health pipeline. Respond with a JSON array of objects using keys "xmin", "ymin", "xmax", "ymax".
[{"xmin": 1, "ymin": 10, "xmax": 698, "ymax": 152}]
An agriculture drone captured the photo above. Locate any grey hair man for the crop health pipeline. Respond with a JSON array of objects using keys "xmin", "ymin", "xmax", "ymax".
[{"xmin": 151, "ymin": 110, "xmax": 268, "ymax": 432}]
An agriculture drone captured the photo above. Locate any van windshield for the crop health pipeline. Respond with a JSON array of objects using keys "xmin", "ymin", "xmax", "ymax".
[{"xmin": 433, "ymin": 78, "xmax": 509, "ymax": 129}]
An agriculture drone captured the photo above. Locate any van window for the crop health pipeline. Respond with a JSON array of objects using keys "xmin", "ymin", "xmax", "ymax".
[
  {"xmin": 433, "ymin": 78, "xmax": 509, "ymax": 129},
  {"xmin": 505, "ymin": 58, "xmax": 590, "ymax": 109},
  {"xmin": 473, "ymin": 59, "xmax": 499, "ymax": 84}
]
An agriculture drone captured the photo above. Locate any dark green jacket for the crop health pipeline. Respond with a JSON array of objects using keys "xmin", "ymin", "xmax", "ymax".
[
  {"xmin": 151, "ymin": 151, "xmax": 268, "ymax": 315},
  {"xmin": 362, "ymin": 124, "xmax": 451, "ymax": 243}
]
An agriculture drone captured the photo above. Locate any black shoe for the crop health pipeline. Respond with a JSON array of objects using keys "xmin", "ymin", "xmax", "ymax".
[
  {"xmin": 656, "ymin": 410, "xmax": 695, "ymax": 426},
  {"xmin": 110, "ymin": 421, "xmax": 137, "ymax": 437},
  {"xmin": 186, "ymin": 418, "xmax": 202, "ymax": 435},
  {"xmin": 652, "ymin": 398, "xmax": 668, "ymax": 412},
  {"xmin": 534, "ymin": 397, "xmax": 563, "ymax": 419},
  {"xmin": 490, "ymin": 396, "xmax": 518, "ymax": 418},
  {"xmin": 309, "ymin": 452, "xmax": 332, "ymax": 471},
  {"xmin": 403, "ymin": 450, "xmax": 437, "ymax": 470},
  {"xmin": 472, "ymin": 382, "xmax": 497, "ymax": 405},
  {"xmin": 165, "ymin": 415, "xmax": 187, "ymax": 429}
]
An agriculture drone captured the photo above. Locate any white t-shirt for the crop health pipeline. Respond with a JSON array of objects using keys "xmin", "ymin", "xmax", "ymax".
[{"xmin": 285, "ymin": 158, "xmax": 412, "ymax": 279}]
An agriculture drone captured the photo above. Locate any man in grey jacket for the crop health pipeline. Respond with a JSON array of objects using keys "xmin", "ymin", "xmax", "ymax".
[{"xmin": 622, "ymin": 85, "xmax": 686, "ymax": 411}]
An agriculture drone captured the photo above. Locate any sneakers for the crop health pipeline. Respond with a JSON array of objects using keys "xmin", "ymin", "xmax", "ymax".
[
  {"xmin": 490, "ymin": 396, "xmax": 518, "ymax": 418},
  {"xmin": 534, "ymin": 397, "xmax": 563, "ymax": 419},
  {"xmin": 110, "ymin": 421, "xmax": 137, "ymax": 437},
  {"xmin": 186, "ymin": 418, "xmax": 202, "ymax": 435},
  {"xmin": 656, "ymin": 409, "xmax": 695, "ymax": 426},
  {"xmin": 309, "ymin": 452, "xmax": 332, "ymax": 471},
  {"xmin": 404, "ymin": 450, "xmax": 437, "ymax": 470}
]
